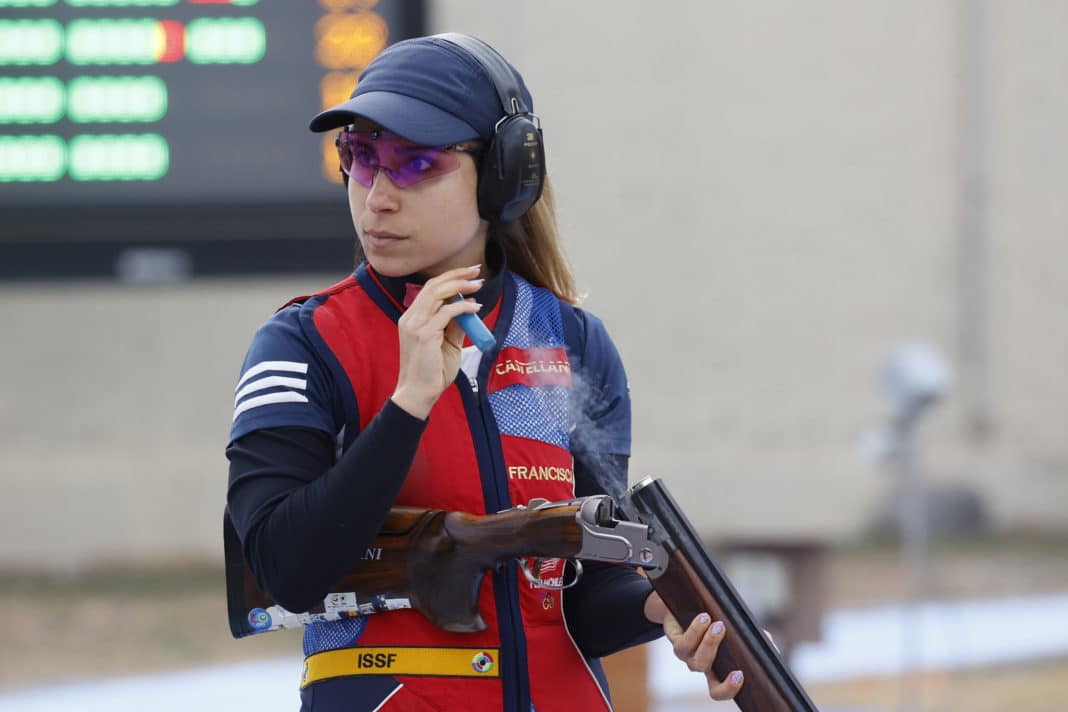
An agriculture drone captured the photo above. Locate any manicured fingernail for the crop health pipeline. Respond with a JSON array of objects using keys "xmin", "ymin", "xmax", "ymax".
[
  {"xmin": 709, "ymin": 621, "xmax": 725, "ymax": 637},
  {"xmin": 467, "ymin": 264, "xmax": 482, "ymax": 271},
  {"xmin": 696, "ymin": 613, "xmax": 710, "ymax": 625},
  {"xmin": 730, "ymin": 670, "xmax": 744, "ymax": 685},
  {"xmin": 468, "ymin": 279, "xmax": 485, "ymax": 286}
]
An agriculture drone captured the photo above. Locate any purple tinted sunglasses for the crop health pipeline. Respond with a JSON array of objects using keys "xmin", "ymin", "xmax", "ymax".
[{"xmin": 336, "ymin": 127, "xmax": 481, "ymax": 188}]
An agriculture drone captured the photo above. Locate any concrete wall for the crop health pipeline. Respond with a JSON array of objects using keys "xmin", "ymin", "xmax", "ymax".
[
  {"xmin": 2, "ymin": 1, "xmax": 1066, "ymax": 569},
  {"xmin": 1, "ymin": 279, "xmax": 325, "ymax": 570}
]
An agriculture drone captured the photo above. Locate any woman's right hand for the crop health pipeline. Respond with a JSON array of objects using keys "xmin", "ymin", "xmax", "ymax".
[{"xmin": 391, "ymin": 264, "xmax": 484, "ymax": 420}]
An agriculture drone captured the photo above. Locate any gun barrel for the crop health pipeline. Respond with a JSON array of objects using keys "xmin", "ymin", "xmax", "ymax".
[{"xmin": 627, "ymin": 478, "xmax": 820, "ymax": 712}]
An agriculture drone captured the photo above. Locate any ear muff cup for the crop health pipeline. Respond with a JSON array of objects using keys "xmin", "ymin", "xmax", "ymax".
[
  {"xmin": 434, "ymin": 33, "xmax": 547, "ymax": 225},
  {"xmin": 477, "ymin": 113, "xmax": 545, "ymax": 224}
]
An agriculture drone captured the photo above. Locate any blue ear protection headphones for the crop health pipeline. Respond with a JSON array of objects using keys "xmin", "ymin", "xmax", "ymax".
[{"xmin": 434, "ymin": 33, "xmax": 546, "ymax": 223}]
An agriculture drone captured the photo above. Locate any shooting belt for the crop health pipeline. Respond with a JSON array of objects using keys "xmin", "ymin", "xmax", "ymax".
[{"xmin": 301, "ymin": 646, "xmax": 501, "ymax": 689}]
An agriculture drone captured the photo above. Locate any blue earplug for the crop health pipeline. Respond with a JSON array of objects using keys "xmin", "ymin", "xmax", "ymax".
[{"xmin": 452, "ymin": 295, "xmax": 496, "ymax": 352}]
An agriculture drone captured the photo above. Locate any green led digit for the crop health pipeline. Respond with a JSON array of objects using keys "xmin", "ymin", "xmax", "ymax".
[
  {"xmin": 0, "ymin": 77, "xmax": 64, "ymax": 124},
  {"xmin": 69, "ymin": 133, "xmax": 168, "ymax": 181},
  {"xmin": 68, "ymin": 76, "xmax": 167, "ymax": 123},
  {"xmin": 66, "ymin": 0, "xmax": 178, "ymax": 6},
  {"xmin": 186, "ymin": 17, "xmax": 266, "ymax": 64},
  {"xmin": 0, "ymin": 20, "xmax": 64, "ymax": 66},
  {"xmin": 0, "ymin": 0, "xmax": 58, "ymax": 7},
  {"xmin": 0, "ymin": 135, "xmax": 65, "ymax": 182},
  {"xmin": 67, "ymin": 19, "xmax": 161, "ymax": 65}
]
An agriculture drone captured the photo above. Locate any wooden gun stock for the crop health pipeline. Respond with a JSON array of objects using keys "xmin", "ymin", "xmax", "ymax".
[
  {"xmin": 225, "ymin": 502, "xmax": 584, "ymax": 638},
  {"xmin": 627, "ymin": 478, "xmax": 819, "ymax": 712}
]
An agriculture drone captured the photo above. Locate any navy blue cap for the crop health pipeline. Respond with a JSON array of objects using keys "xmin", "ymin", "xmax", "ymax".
[{"xmin": 308, "ymin": 34, "xmax": 534, "ymax": 145}]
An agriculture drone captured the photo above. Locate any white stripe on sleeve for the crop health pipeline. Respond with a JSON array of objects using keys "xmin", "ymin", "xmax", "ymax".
[
  {"xmin": 232, "ymin": 391, "xmax": 310, "ymax": 421},
  {"xmin": 235, "ymin": 360, "xmax": 309, "ymax": 391},
  {"xmin": 234, "ymin": 375, "xmax": 308, "ymax": 405}
]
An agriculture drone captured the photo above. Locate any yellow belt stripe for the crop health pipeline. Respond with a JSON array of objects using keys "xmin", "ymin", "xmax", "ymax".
[{"xmin": 301, "ymin": 646, "xmax": 501, "ymax": 688}]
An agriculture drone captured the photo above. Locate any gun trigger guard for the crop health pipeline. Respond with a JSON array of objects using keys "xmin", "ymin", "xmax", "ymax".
[{"xmin": 519, "ymin": 558, "xmax": 583, "ymax": 590}]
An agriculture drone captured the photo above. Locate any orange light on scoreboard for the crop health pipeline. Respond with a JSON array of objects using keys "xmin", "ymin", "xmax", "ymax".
[
  {"xmin": 320, "ymin": 70, "xmax": 358, "ymax": 113},
  {"xmin": 315, "ymin": 6, "xmax": 390, "ymax": 182},
  {"xmin": 315, "ymin": 11, "xmax": 387, "ymax": 70}
]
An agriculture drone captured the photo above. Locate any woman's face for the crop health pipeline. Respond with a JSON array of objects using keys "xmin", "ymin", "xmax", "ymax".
[{"xmin": 345, "ymin": 127, "xmax": 487, "ymax": 279}]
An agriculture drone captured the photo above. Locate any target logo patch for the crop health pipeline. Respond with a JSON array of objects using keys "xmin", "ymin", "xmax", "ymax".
[
  {"xmin": 248, "ymin": 608, "xmax": 272, "ymax": 631},
  {"xmin": 471, "ymin": 651, "xmax": 495, "ymax": 674}
]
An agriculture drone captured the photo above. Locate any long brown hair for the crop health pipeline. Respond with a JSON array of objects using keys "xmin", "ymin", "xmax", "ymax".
[{"xmin": 489, "ymin": 175, "xmax": 580, "ymax": 304}]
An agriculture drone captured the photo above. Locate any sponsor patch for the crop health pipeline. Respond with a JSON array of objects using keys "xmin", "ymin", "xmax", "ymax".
[
  {"xmin": 487, "ymin": 346, "xmax": 571, "ymax": 393},
  {"xmin": 508, "ymin": 464, "xmax": 574, "ymax": 484}
]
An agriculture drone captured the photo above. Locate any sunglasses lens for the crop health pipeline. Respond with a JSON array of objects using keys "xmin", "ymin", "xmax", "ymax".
[
  {"xmin": 337, "ymin": 130, "xmax": 466, "ymax": 188},
  {"xmin": 391, "ymin": 147, "xmax": 463, "ymax": 188},
  {"xmin": 337, "ymin": 131, "xmax": 375, "ymax": 187}
]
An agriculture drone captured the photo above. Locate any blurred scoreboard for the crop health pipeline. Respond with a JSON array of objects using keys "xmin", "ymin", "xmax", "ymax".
[{"xmin": 0, "ymin": 0, "xmax": 424, "ymax": 278}]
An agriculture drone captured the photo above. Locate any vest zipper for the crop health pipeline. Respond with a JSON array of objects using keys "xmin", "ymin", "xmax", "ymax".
[{"xmin": 461, "ymin": 371, "xmax": 528, "ymax": 712}]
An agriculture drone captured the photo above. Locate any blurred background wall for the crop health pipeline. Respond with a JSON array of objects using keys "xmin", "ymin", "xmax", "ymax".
[{"xmin": 2, "ymin": 0, "xmax": 1065, "ymax": 575}]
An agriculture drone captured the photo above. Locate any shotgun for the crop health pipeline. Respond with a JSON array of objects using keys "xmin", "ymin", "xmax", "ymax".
[{"xmin": 225, "ymin": 477, "xmax": 819, "ymax": 711}]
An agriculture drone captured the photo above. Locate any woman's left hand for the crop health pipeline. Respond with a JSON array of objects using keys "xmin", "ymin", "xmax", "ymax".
[{"xmin": 644, "ymin": 592, "xmax": 744, "ymax": 702}]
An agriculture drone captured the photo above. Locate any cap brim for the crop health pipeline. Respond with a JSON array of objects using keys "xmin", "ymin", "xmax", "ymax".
[{"xmin": 308, "ymin": 91, "xmax": 481, "ymax": 145}]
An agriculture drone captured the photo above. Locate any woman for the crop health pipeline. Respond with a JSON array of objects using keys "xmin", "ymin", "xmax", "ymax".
[{"xmin": 226, "ymin": 33, "xmax": 743, "ymax": 711}]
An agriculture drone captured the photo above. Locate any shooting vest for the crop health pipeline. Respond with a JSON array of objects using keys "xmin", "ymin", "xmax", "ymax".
[{"xmin": 294, "ymin": 264, "xmax": 611, "ymax": 712}]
